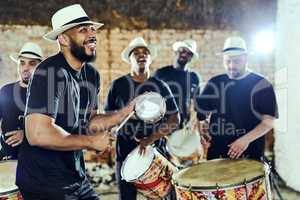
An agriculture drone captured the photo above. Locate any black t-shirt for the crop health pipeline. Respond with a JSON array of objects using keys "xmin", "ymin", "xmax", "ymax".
[
  {"xmin": 0, "ymin": 82, "xmax": 27, "ymax": 158},
  {"xmin": 16, "ymin": 52, "xmax": 100, "ymax": 193},
  {"xmin": 104, "ymin": 74, "xmax": 178, "ymax": 162},
  {"xmin": 196, "ymin": 72, "xmax": 278, "ymax": 159},
  {"xmin": 153, "ymin": 65, "xmax": 200, "ymax": 126}
]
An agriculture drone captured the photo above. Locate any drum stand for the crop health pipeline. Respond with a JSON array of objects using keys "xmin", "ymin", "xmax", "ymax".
[{"xmin": 261, "ymin": 156, "xmax": 284, "ymax": 200}]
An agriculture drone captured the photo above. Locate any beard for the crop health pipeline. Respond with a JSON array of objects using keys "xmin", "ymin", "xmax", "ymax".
[
  {"xmin": 227, "ymin": 67, "xmax": 246, "ymax": 79},
  {"xmin": 22, "ymin": 79, "xmax": 29, "ymax": 85},
  {"xmin": 176, "ymin": 57, "xmax": 189, "ymax": 69},
  {"xmin": 70, "ymin": 39, "xmax": 96, "ymax": 63},
  {"xmin": 21, "ymin": 72, "xmax": 31, "ymax": 85}
]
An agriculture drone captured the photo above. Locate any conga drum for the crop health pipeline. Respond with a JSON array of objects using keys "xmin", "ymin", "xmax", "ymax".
[
  {"xmin": 172, "ymin": 159, "xmax": 271, "ymax": 200},
  {"xmin": 121, "ymin": 146, "xmax": 175, "ymax": 199},
  {"xmin": 0, "ymin": 160, "xmax": 23, "ymax": 200}
]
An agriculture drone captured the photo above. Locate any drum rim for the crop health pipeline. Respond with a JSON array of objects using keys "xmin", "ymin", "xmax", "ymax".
[
  {"xmin": 0, "ymin": 160, "xmax": 19, "ymax": 195},
  {"xmin": 172, "ymin": 158, "xmax": 269, "ymax": 190},
  {"xmin": 0, "ymin": 188, "xmax": 20, "ymax": 196},
  {"xmin": 121, "ymin": 146, "xmax": 155, "ymax": 182},
  {"xmin": 173, "ymin": 174, "xmax": 266, "ymax": 191}
]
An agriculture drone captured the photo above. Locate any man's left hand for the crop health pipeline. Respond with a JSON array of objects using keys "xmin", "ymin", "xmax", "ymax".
[
  {"xmin": 227, "ymin": 136, "xmax": 250, "ymax": 159},
  {"xmin": 5, "ymin": 130, "xmax": 24, "ymax": 147}
]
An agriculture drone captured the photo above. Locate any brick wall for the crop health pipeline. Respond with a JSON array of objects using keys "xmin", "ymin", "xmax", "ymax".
[{"xmin": 0, "ymin": 25, "xmax": 274, "ymax": 106}]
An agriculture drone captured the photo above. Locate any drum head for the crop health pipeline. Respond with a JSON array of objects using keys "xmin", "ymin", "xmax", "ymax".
[
  {"xmin": 0, "ymin": 160, "xmax": 18, "ymax": 195},
  {"xmin": 135, "ymin": 92, "xmax": 166, "ymax": 123},
  {"xmin": 167, "ymin": 128, "xmax": 201, "ymax": 158},
  {"xmin": 121, "ymin": 146, "xmax": 154, "ymax": 182},
  {"xmin": 173, "ymin": 159, "xmax": 265, "ymax": 189}
]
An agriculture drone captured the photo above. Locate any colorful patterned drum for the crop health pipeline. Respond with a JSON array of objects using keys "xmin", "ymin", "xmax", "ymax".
[
  {"xmin": 167, "ymin": 126, "xmax": 202, "ymax": 167},
  {"xmin": 121, "ymin": 146, "xmax": 174, "ymax": 199},
  {"xmin": 0, "ymin": 160, "xmax": 23, "ymax": 200},
  {"xmin": 172, "ymin": 159, "xmax": 271, "ymax": 200}
]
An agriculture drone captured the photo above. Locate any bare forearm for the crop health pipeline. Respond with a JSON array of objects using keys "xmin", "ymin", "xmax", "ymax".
[
  {"xmin": 242, "ymin": 115, "xmax": 275, "ymax": 143},
  {"xmin": 27, "ymin": 123, "xmax": 93, "ymax": 151},
  {"xmin": 88, "ymin": 107, "xmax": 130, "ymax": 133}
]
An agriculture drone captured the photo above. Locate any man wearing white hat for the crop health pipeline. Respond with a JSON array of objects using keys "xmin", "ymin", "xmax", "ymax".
[
  {"xmin": 196, "ymin": 36, "xmax": 278, "ymax": 160},
  {"xmin": 16, "ymin": 4, "xmax": 135, "ymax": 200},
  {"xmin": 103, "ymin": 37, "xmax": 179, "ymax": 200},
  {"xmin": 0, "ymin": 42, "xmax": 43, "ymax": 160},
  {"xmin": 154, "ymin": 39, "xmax": 201, "ymax": 129}
]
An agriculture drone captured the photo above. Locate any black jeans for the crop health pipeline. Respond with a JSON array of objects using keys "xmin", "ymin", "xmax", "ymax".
[
  {"xmin": 0, "ymin": 138, "xmax": 19, "ymax": 160},
  {"xmin": 20, "ymin": 178, "xmax": 99, "ymax": 200}
]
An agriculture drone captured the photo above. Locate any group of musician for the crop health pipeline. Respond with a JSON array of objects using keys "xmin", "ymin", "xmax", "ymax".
[{"xmin": 0, "ymin": 4, "xmax": 278, "ymax": 200}]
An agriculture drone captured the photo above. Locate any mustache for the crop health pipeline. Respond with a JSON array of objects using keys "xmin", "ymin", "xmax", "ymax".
[
  {"xmin": 83, "ymin": 38, "xmax": 97, "ymax": 45},
  {"xmin": 179, "ymin": 55, "xmax": 188, "ymax": 59}
]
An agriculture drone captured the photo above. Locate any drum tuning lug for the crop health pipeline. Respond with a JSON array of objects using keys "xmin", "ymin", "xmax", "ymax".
[{"xmin": 243, "ymin": 178, "xmax": 249, "ymax": 200}]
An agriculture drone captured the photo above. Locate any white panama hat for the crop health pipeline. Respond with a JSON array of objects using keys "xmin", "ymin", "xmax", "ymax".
[
  {"xmin": 172, "ymin": 39, "xmax": 199, "ymax": 58},
  {"xmin": 121, "ymin": 37, "xmax": 156, "ymax": 64},
  {"xmin": 223, "ymin": 36, "xmax": 247, "ymax": 56},
  {"xmin": 43, "ymin": 4, "xmax": 104, "ymax": 41},
  {"xmin": 10, "ymin": 42, "xmax": 43, "ymax": 63}
]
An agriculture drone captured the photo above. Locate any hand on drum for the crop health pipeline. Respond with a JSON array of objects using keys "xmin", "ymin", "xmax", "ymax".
[
  {"xmin": 5, "ymin": 130, "xmax": 24, "ymax": 147},
  {"xmin": 135, "ymin": 136, "xmax": 155, "ymax": 155},
  {"xmin": 90, "ymin": 131, "xmax": 116, "ymax": 152},
  {"xmin": 227, "ymin": 136, "xmax": 249, "ymax": 159}
]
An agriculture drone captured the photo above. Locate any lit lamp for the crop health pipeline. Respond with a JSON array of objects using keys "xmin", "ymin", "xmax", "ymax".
[{"xmin": 254, "ymin": 30, "xmax": 275, "ymax": 54}]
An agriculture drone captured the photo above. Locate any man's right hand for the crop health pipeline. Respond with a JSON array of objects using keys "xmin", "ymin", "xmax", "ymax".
[{"xmin": 89, "ymin": 131, "xmax": 116, "ymax": 152}]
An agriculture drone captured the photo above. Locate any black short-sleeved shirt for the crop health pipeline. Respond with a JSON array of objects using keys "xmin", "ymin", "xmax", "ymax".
[
  {"xmin": 104, "ymin": 74, "xmax": 178, "ymax": 162},
  {"xmin": 16, "ymin": 52, "xmax": 100, "ymax": 193},
  {"xmin": 153, "ymin": 65, "xmax": 200, "ymax": 126},
  {"xmin": 196, "ymin": 72, "xmax": 278, "ymax": 159},
  {"xmin": 0, "ymin": 82, "xmax": 27, "ymax": 158}
]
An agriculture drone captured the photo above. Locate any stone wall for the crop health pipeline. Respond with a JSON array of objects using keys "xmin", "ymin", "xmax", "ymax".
[{"xmin": 0, "ymin": 25, "xmax": 275, "ymax": 106}]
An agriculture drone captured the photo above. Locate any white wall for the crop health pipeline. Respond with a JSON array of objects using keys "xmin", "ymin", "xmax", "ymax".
[{"xmin": 275, "ymin": 0, "xmax": 300, "ymax": 192}]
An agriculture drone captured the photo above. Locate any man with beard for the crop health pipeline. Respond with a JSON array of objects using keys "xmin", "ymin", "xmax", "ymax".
[
  {"xmin": 154, "ymin": 39, "xmax": 201, "ymax": 129},
  {"xmin": 0, "ymin": 42, "xmax": 43, "ymax": 160},
  {"xmin": 196, "ymin": 36, "xmax": 278, "ymax": 160},
  {"xmin": 101, "ymin": 37, "xmax": 179, "ymax": 200},
  {"xmin": 16, "ymin": 5, "xmax": 135, "ymax": 200}
]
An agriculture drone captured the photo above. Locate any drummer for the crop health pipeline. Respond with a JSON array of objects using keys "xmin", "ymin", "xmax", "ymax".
[
  {"xmin": 153, "ymin": 39, "xmax": 201, "ymax": 129},
  {"xmin": 103, "ymin": 37, "xmax": 179, "ymax": 200},
  {"xmin": 0, "ymin": 42, "xmax": 43, "ymax": 160},
  {"xmin": 196, "ymin": 36, "xmax": 278, "ymax": 160}
]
